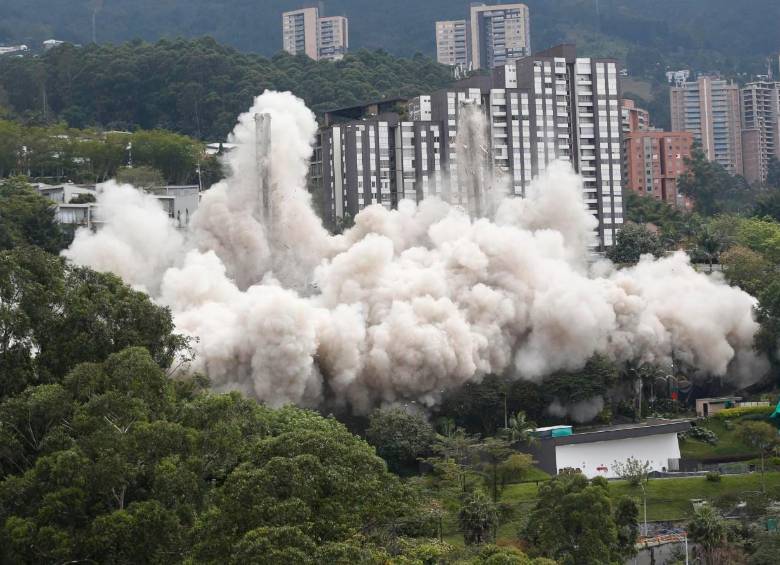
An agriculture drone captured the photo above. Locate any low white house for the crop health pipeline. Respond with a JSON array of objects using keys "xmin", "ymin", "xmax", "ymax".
[{"xmin": 529, "ymin": 420, "xmax": 691, "ymax": 479}]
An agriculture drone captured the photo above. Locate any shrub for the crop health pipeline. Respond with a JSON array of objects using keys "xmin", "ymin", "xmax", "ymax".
[
  {"xmin": 713, "ymin": 406, "xmax": 773, "ymax": 420},
  {"xmin": 706, "ymin": 471, "xmax": 721, "ymax": 482},
  {"xmin": 680, "ymin": 426, "xmax": 719, "ymax": 445}
]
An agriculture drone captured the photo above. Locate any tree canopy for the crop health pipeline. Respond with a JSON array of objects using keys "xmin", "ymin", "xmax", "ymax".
[{"xmin": 0, "ymin": 39, "xmax": 455, "ymax": 140}]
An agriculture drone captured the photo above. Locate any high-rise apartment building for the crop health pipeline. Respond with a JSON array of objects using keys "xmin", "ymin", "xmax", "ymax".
[
  {"xmin": 469, "ymin": 3, "xmax": 530, "ymax": 70},
  {"xmin": 670, "ymin": 76, "xmax": 743, "ymax": 175},
  {"xmin": 282, "ymin": 7, "xmax": 320, "ymax": 60},
  {"xmin": 312, "ymin": 45, "xmax": 624, "ymax": 250},
  {"xmin": 318, "ymin": 16, "xmax": 349, "ymax": 61},
  {"xmin": 741, "ymin": 81, "xmax": 780, "ymax": 184},
  {"xmin": 621, "ymin": 99, "xmax": 650, "ymax": 133},
  {"xmin": 623, "ymin": 131, "xmax": 693, "ymax": 206},
  {"xmin": 435, "ymin": 20, "xmax": 469, "ymax": 69},
  {"xmin": 282, "ymin": 6, "xmax": 349, "ymax": 61}
]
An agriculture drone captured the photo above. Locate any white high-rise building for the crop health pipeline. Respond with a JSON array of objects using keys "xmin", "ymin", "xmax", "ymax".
[
  {"xmin": 313, "ymin": 45, "xmax": 624, "ymax": 250},
  {"xmin": 282, "ymin": 6, "xmax": 349, "ymax": 61},
  {"xmin": 435, "ymin": 20, "xmax": 469, "ymax": 69}
]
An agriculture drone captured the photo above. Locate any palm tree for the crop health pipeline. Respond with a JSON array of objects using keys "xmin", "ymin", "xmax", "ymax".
[
  {"xmin": 503, "ymin": 411, "xmax": 537, "ymax": 446},
  {"xmin": 695, "ymin": 227, "xmax": 725, "ymax": 272}
]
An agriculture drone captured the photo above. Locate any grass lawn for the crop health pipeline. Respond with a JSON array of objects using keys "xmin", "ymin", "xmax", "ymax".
[
  {"xmin": 679, "ymin": 419, "xmax": 759, "ymax": 461},
  {"xmin": 440, "ymin": 471, "xmax": 780, "ymax": 545}
]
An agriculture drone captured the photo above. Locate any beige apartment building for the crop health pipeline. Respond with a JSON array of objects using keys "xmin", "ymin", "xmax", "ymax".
[
  {"xmin": 670, "ymin": 76, "xmax": 743, "ymax": 176},
  {"xmin": 282, "ymin": 6, "xmax": 348, "ymax": 61}
]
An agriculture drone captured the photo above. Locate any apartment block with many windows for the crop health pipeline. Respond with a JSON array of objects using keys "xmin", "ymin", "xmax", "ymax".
[
  {"xmin": 623, "ymin": 131, "xmax": 693, "ymax": 207},
  {"xmin": 670, "ymin": 76, "xmax": 743, "ymax": 175},
  {"xmin": 470, "ymin": 3, "xmax": 530, "ymax": 70},
  {"xmin": 282, "ymin": 7, "xmax": 319, "ymax": 60},
  {"xmin": 741, "ymin": 81, "xmax": 780, "ymax": 184},
  {"xmin": 435, "ymin": 20, "xmax": 469, "ymax": 69},
  {"xmin": 318, "ymin": 16, "xmax": 349, "ymax": 61},
  {"xmin": 282, "ymin": 6, "xmax": 349, "ymax": 61},
  {"xmin": 311, "ymin": 45, "xmax": 624, "ymax": 250}
]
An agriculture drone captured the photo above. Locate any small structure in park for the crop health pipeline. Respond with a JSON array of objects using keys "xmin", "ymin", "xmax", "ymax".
[
  {"xmin": 529, "ymin": 419, "xmax": 692, "ymax": 479},
  {"xmin": 695, "ymin": 396, "xmax": 741, "ymax": 418}
]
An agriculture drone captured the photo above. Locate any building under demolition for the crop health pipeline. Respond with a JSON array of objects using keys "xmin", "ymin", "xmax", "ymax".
[{"xmin": 310, "ymin": 44, "xmax": 625, "ymax": 250}]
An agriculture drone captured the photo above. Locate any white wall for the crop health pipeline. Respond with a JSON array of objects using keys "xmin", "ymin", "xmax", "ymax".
[{"xmin": 554, "ymin": 433, "xmax": 681, "ymax": 478}]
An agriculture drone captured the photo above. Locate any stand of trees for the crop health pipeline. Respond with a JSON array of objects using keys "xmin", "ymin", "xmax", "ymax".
[
  {"xmin": 0, "ymin": 39, "xmax": 455, "ymax": 140},
  {"xmin": 0, "ymin": 121, "xmax": 223, "ymax": 186}
]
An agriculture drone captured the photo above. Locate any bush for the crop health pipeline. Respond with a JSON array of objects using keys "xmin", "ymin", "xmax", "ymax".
[
  {"xmin": 680, "ymin": 426, "xmax": 719, "ymax": 445},
  {"xmin": 713, "ymin": 406, "xmax": 773, "ymax": 420},
  {"xmin": 706, "ymin": 471, "xmax": 722, "ymax": 482}
]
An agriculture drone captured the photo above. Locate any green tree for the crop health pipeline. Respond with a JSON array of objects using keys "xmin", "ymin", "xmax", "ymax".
[
  {"xmin": 754, "ymin": 189, "xmax": 780, "ymax": 222},
  {"xmin": 687, "ymin": 506, "xmax": 726, "ymax": 565},
  {"xmin": 475, "ymin": 437, "xmax": 517, "ymax": 502},
  {"xmin": 720, "ymin": 245, "xmax": 774, "ymax": 297},
  {"xmin": 767, "ymin": 158, "xmax": 780, "ymax": 188},
  {"xmin": 755, "ymin": 280, "xmax": 780, "ymax": 379},
  {"xmin": 735, "ymin": 217, "xmax": 780, "ymax": 264},
  {"xmin": 738, "ymin": 421, "xmax": 778, "ymax": 493},
  {"xmin": 606, "ymin": 222, "xmax": 665, "ymax": 264},
  {"xmin": 0, "ymin": 177, "xmax": 65, "ymax": 253},
  {"xmin": 524, "ymin": 473, "xmax": 637, "ymax": 564},
  {"xmin": 458, "ymin": 490, "xmax": 498, "ymax": 545},
  {"xmin": 0, "ymin": 247, "xmax": 186, "ymax": 400},
  {"xmin": 69, "ymin": 192, "xmax": 96, "ymax": 204},
  {"xmin": 130, "ymin": 131, "xmax": 201, "ymax": 185},
  {"xmin": 503, "ymin": 411, "xmax": 537, "ymax": 445},
  {"xmin": 429, "ymin": 427, "xmax": 480, "ymax": 493},
  {"xmin": 678, "ymin": 147, "xmax": 754, "ymax": 216},
  {"xmin": 116, "ymin": 165, "xmax": 165, "ymax": 188},
  {"xmin": 365, "ymin": 407, "xmax": 435, "ymax": 475}
]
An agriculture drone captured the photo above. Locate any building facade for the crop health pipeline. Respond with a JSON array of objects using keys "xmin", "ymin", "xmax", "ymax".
[
  {"xmin": 670, "ymin": 76, "xmax": 743, "ymax": 175},
  {"xmin": 282, "ymin": 7, "xmax": 320, "ymax": 60},
  {"xmin": 435, "ymin": 20, "xmax": 469, "ymax": 69},
  {"xmin": 469, "ymin": 3, "xmax": 530, "ymax": 70},
  {"xmin": 741, "ymin": 81, "xmax": 780, "ymax": 184},
  {"xmin": 312, "ymin": 45, "xmax": 625, "ymax": 250},
  {"xmin": 623, "ymin": 131, "xmax": 693, "ymax": 206},
  {"xmin": 621, "ymin": 99, "xmax": 650, "ymax": 133},
  {"xmin": 282, "ymin": 6, "xmax": 349, "ymax": 61},
  {"xmin": 529, "ymin": 421, "xmax": 691, "ymax": 478},
  {"xmin": 318, "ymin": 16, "xmax": 349, "ymax": 61}
]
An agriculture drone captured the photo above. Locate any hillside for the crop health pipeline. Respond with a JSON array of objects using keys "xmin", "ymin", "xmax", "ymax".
[
  {"xmin": 0, "ymin": 0, "xmax": 777, "ymax": 78},
  {"xmin": 0, "ymin": 39, "xmax": 453, "ymax": 139}
]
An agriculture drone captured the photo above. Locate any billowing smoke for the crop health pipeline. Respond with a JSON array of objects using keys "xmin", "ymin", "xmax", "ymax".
[
  {"xmin": 548, "ymin": 397, "xmax": 605, "ymax": 424},
  {"xmin": 63, "ymin": 91, "xmax": 769, "ymax": 415}
]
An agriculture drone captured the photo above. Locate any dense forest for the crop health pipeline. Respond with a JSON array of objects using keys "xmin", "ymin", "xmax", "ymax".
[
  {"xmin": 0, "ymin": 39, "xmax": 453, "ymax": 139},
  {"xmin": 1, "ymin": 0, "xmax": 777, "ymax": 77}
]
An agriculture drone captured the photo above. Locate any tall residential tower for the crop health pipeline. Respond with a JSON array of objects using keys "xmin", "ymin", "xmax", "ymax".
[
  {"xmin": 670, "ymin": 76, "xmax": 743, "ymax": 175},
  {"xmin": 312, "ymin": 45, "xmax": 624, "ymax": 250},
  {"xmin": 470, "ymin": 3, "xmax": 531, "ymax": 70},
  {"xmin": 282, "ymin": 5, "xmax": 349, "ymax": 61},
  {"xmin": 741, "ymin": 81, "xmax": 780, "ymax": 184}
]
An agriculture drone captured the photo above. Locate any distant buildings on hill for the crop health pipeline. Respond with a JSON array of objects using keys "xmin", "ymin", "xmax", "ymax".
[
  {"xmin": 668, "ymin": 75, "xmax": 780, "ymax": 185},
  {"xmin": 436, "ymin": 3, "xmax": 531, "ymax": 72},
  {"xmin": 282, "ymin": 4, "xmax": 348, "ymax": 61}
]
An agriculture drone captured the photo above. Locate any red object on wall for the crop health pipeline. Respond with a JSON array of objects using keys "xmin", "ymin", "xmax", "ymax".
[{"xmin": 671, "ymin": 392, "xmax": 678, "ymax": 400}]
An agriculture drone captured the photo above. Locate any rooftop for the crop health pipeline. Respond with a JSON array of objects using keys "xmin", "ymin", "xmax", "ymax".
[{"xmin": 540, "ymin": 419, "xmax": 692, "ymax": 446}]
